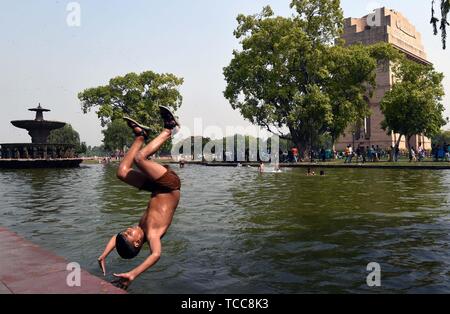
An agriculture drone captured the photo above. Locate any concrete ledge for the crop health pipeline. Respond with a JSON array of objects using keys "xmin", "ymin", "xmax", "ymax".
[{"xmin": 0, "ymin": 227, "xmax": 126, "ymax": 294}]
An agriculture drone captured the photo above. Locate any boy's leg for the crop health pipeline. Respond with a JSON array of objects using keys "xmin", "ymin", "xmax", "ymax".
[
  {"xmin": 124, "ymin": 106, "xmax": 180, "ymax": 182},
  {"xmin": 116, "ymin": 136, "xmax": 149, "ymax": 189},
  {"xmin": 134, "ymin": 129, "xmax": 172, "ymax": 181}
]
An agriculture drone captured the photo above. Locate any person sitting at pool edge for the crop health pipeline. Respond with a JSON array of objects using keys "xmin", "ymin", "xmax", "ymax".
[{"xmin": 97, "ymin": 106, "xmax": 181, "ymax": 290}]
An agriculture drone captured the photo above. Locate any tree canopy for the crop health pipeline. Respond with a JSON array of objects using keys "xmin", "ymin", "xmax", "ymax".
[
  {"xmin": 48, "ymin": 124, "xmax": 79, "ymax": 145},
  {"xmin": 84, "ymin": 145, "xmax": 108, "ymax": 157},
  {"xmin": 102, "ymin": 119, "xmax": 134, "ymax": 152},
  {"xmin": 78, "ymin": 70, "xmax": 184, "ymax": 137},
  {"xmin": 380, "ymin": 59, "xmax": 447, "ymax": 148},
  {"xmin": 48, "ymin": 124, "xmax": 86, "ymax": 154},
  {"xmin": 432, "ymin": 129, "xmax": 450, "ymax": 145},
  {"xmin": 223, "ymin": 0, "xmax": 397, "ymax": 154}
]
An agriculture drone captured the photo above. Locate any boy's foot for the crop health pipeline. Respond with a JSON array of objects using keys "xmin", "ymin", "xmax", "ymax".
[
  {"xmin": 123, "ymin": 117, "xmax": 151, "ymax": 140},
  {"xmin": 159, "ymin": 106, "xmax": 180, "ymax": 130}
]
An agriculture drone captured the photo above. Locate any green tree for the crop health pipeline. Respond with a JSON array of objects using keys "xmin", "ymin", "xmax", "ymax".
[
  {"xmin": 380, "ymin": 59, "xmax": 447, "ymax": 155},
  {"xmin": 431, "ymin": 0, "xmax": 450, "ymax": 49},
  {"xmin": 48, "ymin": 124, "xmax": 80, "ymax": 145},
  {"xmin": 85, "ymin": 145, "xmax": 108, "ymax": 157},
  {"xmin": 78, "ymin": 142, "xmax": 87, "ymax": 155},
  {"xmin": 49, "ymin": 124, "xmax": 85, "ymax": 154},
  {"xmin": 102, "ymin": 119, "xmax": 134, "ymax": 152},
  {"xmin": 432, "ymin": 130, "xmax": 450, "ymax": 145},
  {"xmin": 223, "ymin": 0, "xmax": 395, "ymax": 156},
  {"xmin": 78, "ymin": 70, "xmax": 184, "ymax": 137}
]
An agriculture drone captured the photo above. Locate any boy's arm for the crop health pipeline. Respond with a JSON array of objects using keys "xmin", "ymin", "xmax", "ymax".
[
  {"xmin": 98, "ymin": 235, "xmax": 117, "ymax": 276},
  {"xmin": 113, "ymin": 236, "xmax": 161, "ymax": 288}
]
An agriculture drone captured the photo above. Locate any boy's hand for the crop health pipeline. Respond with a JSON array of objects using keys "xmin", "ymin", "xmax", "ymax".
[
  {"xmin": 97, "ymin": 257, "xmax": 106, "ymax": 276},
  {"xmin": 112, "ymin": 272, "xmax": 135, "ymax": 290}
]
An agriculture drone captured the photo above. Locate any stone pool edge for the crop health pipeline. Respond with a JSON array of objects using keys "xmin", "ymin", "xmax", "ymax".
[{"xmin": 0, "ymin": 227, "xmax": 126, "ymax": 294}]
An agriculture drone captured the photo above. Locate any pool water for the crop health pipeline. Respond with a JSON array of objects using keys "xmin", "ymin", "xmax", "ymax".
[{"xmin": 1, "ymin": 164, "xmax": 450, "ymax": 293}]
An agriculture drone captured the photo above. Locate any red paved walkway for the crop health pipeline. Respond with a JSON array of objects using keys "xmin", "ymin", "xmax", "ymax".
[{"xmin": 0, "ymin": 227, "xmax": 126, "ymax": 294}]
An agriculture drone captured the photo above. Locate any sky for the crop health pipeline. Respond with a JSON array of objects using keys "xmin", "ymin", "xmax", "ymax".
[{"xmin": 0, "ymin": 0, "xmax": 449, "ymax": 146}]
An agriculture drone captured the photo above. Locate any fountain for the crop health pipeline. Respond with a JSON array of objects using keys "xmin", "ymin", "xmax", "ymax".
[
  {"xmin": 0, "ymin": 104, "xmax": 83, "ymax": 169},
  {"xmin": 11, "ymin": 104, "xmax": 66, "ymax": 144}
]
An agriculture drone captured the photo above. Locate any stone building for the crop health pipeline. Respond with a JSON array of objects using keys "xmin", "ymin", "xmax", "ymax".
[{"xmin": 335, "ymin": 7, "xmax": 432, "ymax": 151}]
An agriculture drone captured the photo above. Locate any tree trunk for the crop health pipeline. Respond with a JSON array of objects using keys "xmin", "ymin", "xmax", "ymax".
[
  {"xmin": 293, "ymin": 138, "xmax": 308, "ymax": 162},
  {"xmin": 394, "ymin": 134, "xmax": 403, "ymax": 162},
  {"xmin": 290, "ymin": 128, "xmax": 307, "ymax": 163},
  {"xmin": 388, "ymin": 147, "xmax": 394, "ymax": 162},
  {"xmin": 406, "ymin": 135, "xmax": 413, "ymax": 162}
]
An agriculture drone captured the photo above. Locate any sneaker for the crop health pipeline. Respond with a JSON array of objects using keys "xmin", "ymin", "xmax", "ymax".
[
  {"xmin": 159, "ymin": 106, "xmax": 180, "ymax": 130},
  {"xmin": 123, "ymin": 117, "xmax": 151, "ymax": 139}
]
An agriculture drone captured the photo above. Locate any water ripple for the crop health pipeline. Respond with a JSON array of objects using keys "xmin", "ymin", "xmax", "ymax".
[{"xmin": 1, "ymin": 165, "xmax": 450, "ymax": 293}]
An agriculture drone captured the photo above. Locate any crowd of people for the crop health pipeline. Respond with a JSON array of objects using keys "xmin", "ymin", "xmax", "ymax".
[
  {"xmin": 279, "ymin": 142, "xmax": 450, "ymax": 164},
  {"xmin": 342, "ymin": 144, "xmax": 389, "ymax": 163},
  {"xmin": 431, "ymin": 143, "xmax": 450, "ymax": 162},
  {"xmin": 340, "ymin": 143, "xmax": 450, "ymax": 163}
]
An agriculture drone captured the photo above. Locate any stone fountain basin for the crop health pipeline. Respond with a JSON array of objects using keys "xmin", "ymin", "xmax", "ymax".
[{"xmin": 11, "ymin": 120, "xmax": 66, "ymax": 130}]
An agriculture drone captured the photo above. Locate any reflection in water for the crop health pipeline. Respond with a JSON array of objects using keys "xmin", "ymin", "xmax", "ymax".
[
  {"xmin": 1, "ymin": 165, "xmax": 450, "ymax": 293},
  {"xmin": 231, "ymin": 168, "xmax": 450, "ymax": 293}
]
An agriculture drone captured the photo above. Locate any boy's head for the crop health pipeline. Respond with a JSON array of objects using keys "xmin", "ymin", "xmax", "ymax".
[{"xmin": 116, "ymin": 226, "xmax": 145, "ymax": 259}]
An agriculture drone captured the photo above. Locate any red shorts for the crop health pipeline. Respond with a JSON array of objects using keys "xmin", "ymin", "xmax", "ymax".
[{"xmin": 139, "ymin": 170, "xmax": 181, "ymax": 195}]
